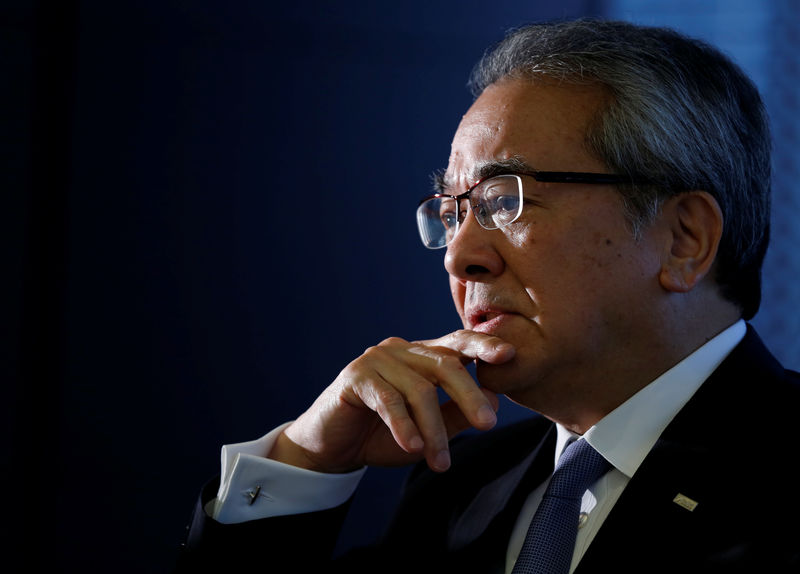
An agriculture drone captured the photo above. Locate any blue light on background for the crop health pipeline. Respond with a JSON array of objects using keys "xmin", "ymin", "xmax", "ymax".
[{"xmin": 607, "ymin": 0, "xmax": 800, "ymax": 370}]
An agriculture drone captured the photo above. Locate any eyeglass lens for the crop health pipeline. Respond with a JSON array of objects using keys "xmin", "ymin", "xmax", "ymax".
[{"xmin": 416, "ymin": 174, "xmax": 523, "ymax": 249}]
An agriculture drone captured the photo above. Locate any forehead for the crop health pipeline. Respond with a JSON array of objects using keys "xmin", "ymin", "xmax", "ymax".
[{"xmin": 446, "ymin": 78, "xmax": 610, "ymax": 188}]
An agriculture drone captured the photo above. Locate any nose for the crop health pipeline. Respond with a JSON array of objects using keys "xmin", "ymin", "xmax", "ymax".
[{"xmin": 444, "ymin": 208, "xmax": 505, "ymax": 281}]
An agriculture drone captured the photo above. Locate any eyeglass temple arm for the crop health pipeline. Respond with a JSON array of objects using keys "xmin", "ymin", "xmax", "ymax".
[{"xmin": 531, "ymin": 171, "xmax": 646, "ymax": 185}]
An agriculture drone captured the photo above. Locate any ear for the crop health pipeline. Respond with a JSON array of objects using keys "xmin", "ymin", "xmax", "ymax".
[{"xmin": 658, "ymin": 191, "xmax": 724, "ymax": 293}]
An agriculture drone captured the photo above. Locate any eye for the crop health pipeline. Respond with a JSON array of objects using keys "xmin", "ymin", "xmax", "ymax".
[
  {"xmin": 479, "ymin": 177, "xmax": 519, "ymax": 213},
  {"xmin": 438, "ymin": 200, "xmax": 458, "ymax": 230},
  {"xmin": 439, "ymin": 209, "xmax": 457, "ymax": 229},
  {"xmin": 482, "ymin": 188, "xmax": 520, "ymax": 220},
  {"xmin": 487, "ymin": 193, "xmax": 519, "ymax": 214},
  {"xmin": 474, "ymin": 177, "xmax": 522, "ymax": 228}
]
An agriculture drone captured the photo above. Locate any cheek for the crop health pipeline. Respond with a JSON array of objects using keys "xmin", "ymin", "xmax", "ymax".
[
  {"xmin": 502, "ymin": 221, "xmax": 533, "ymax": 250},
  {"xmin": 513, "ymin": 223, "xmax": 629, "ymax": 310}
]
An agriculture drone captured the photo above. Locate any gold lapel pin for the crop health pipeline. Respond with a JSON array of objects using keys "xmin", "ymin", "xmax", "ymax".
[{"xmin": 672, "ymin": 493, "xmax": 699, "ymax": 512}]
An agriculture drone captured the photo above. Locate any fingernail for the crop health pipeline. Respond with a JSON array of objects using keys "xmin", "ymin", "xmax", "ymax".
[
  {"xmin": 434, "ymin": 450, "xmax": 451, "ymax": 471},
  {"xmin": 477, "ymin": 405, "xmax": 497, "ymax": 426},
  {"xmin": 493, "ymin": 342, "xmax": 515, "ymax": 357},
  {"xmin": 409, "ymin": 435, "xmax": 424, "ymax": 451}
]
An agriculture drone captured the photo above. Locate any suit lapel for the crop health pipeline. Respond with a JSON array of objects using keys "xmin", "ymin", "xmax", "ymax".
[
  {"xmin": 447, "ymin": 424, "xmax": 555, "ymax": 551},
  {"xmin": 438, "ymin": 421, "xmax": 557, "ymax": 573},
  {"xmin": 576, "ymin": 326, "xmax": 787, "ymax": 573},
  {"xmin": 576, "ymin": 436, "xmax": 715, "ymax": 572}
]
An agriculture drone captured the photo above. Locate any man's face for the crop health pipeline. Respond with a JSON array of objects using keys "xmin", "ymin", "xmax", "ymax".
[{"xmin": 444, "ymin": 78, "xmax": 666, "ymax": 420}]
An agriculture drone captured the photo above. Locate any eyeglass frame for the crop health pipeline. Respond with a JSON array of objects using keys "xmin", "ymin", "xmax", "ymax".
[{"xmin": 416, "ymin": 169, "xmax": 647, "ymax": 249}]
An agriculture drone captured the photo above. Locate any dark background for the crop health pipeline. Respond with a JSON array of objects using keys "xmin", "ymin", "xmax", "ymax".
[{"xmin": 5, "ymin": 1, "xmax": 798, "ymax": 572}]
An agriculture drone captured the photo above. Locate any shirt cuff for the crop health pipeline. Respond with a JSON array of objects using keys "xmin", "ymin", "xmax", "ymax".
[{"xmin": 206, "ymin": 422, "xmax": 366, "ymax": 524}]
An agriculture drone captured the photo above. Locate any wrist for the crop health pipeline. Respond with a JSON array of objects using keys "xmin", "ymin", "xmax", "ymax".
[{"xmin": 268, "ymin": 429, "xmax": 362, "ymax": 474}]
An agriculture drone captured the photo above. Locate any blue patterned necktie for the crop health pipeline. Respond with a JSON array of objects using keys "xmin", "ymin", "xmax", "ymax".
[{"xmin": 512, "ymin": 439, "xmax": 611, "ymax": 574}]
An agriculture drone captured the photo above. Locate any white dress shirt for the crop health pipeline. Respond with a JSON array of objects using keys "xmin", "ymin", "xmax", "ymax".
[
  {"xmin": 506, "ymin": 319, "xmax": 746, "ymax": 573},
  {"xmin": 209, "ymin": 320, "xmax": 746, "ymax": 573},
  {"xmin": 206, "ymin": 423, "xmax": 366, "ymax": 524}
]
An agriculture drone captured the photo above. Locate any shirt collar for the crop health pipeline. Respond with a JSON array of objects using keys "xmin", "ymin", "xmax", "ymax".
[{"xmin": 555, "ymin": 320, "xmax": 746, "ymax": 477}]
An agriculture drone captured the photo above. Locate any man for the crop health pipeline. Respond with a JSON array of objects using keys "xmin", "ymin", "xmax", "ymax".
[{"xmin": 176, "ymin": 20, "xmax": 799, "ymax": 573}]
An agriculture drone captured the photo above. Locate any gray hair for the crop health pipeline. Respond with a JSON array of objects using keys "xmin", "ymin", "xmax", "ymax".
[{"xmin": 469, "ymin": 19, "xmax": 771, "ymax": 320}]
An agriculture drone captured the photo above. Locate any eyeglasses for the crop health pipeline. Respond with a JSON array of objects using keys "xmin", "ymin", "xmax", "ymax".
[{"xmin": 416, "ymin": 170, "xmax": 638, "ymax": 249}]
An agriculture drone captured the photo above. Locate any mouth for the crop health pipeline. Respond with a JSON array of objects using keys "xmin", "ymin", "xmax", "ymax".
[
  {"xmin": 468, "ymin": 308, "xmax": 513, "ymax": 330},
  {"xmin": 476, "ymin": 312, "xmax": 501, "ymax": 324}
]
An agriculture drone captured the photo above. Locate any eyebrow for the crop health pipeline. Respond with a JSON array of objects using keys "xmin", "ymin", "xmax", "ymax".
[{"xmin": 431, "ymin": 156, "xmax": 537, "ymax": 194}]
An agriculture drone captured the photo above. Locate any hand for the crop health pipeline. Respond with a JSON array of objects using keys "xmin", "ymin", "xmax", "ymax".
[{"xmin": 269, "ymin": 330, "xmax": 515, "ymax": 473}]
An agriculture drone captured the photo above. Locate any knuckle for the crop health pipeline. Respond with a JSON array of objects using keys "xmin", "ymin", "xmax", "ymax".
[
  {"xmin": 435, "ymin": 353, "xmax": 465, "ymax": 371},
  {"xmin": 449, "ymin": 329, "xmax": 475, "ymax": 343},
  {"xmin": 360, "ymin": 343, "xmax": 392, "ymax": 361},
  {"xmin": 409, "ymin": 380, "xmax": 439, "ymax": 401},
  {"xmin": 360, "ymin": 345, "xmax": 380, "ymax": 358},
  {"xmin": 373, "ymin": 386, "xmax": 406, "ymax": 412},
  {"xmin": 346, "ymin": 353, "xmax": 374, "ymax": 374},
  {"xmin": 379, "ymin": 336, "xmax": 408, "ymax": 347}
]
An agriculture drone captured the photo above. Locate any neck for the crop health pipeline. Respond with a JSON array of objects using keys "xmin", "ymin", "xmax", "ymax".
[{"xmin": 519, "ymin": 295, "xmax": 741, "ymax": 435}]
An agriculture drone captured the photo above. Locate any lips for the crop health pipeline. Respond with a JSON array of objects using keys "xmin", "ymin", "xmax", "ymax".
[
  {"xmin": 467, "ymin": 306, "xmax": 515, "ymax": 330},
  {"xmin": 476, "ymin": 311, "xmax": 501, "ymax": 324}
]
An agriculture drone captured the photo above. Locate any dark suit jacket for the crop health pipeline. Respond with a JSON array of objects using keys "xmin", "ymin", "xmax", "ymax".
[{"xmin": 175, "ymin": 326, "xmax": 800, "ymax": 573}]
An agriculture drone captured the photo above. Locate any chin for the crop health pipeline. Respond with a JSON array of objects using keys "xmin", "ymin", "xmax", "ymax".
[
  {"xmin": 475, "ymin": 359, "xmax": 525, "ymax": 395},
  {"xmin": 475, "ymin": 356, "xmax": 553, "ymax": 412}
]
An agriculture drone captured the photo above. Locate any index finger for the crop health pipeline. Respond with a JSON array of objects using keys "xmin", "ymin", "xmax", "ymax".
[{"xmin": 416, "ymin": 330, "xmax": 515, "ymax": 365}]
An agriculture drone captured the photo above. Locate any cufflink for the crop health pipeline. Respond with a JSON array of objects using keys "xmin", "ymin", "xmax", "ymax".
[{"xmin": 247, "ymin": 485, "xmax": 262, "ymax": 505}]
